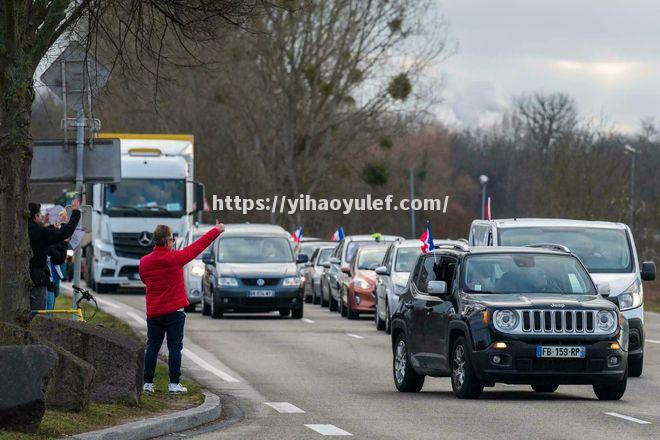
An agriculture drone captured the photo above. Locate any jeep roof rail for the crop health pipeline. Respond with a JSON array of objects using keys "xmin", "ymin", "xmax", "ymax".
[
  {"xmin": 434, "ymin": 242, "xmax": 470, "ymax": 252},
  {"xmin": 525, "ymin": 243, "xmax": 571, "ymax": 253}
]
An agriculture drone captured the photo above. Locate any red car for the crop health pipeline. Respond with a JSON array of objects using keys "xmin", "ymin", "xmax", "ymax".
[{"xmin": 341, "ymin": 244, "xmax": 389, "ymax": 319}]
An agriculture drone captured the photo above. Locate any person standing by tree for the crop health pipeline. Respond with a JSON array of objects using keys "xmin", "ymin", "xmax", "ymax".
[
  {"xmin": 27, "ymin": 199, "xmax": 80, "ymax": 310},
  {"xmin": 139, "ymin": 220, "xmax": 224, "ymax": 394}
]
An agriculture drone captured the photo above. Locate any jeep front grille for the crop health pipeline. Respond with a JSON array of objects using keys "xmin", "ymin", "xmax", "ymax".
[{"xmin": 521, "ymin": 309, "xmax": 595, "ymax": 334}]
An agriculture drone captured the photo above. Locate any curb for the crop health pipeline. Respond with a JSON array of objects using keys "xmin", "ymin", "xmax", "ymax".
[{"xmin": 71, "ymin": 390, "xmax": 221, "ymax": 440}]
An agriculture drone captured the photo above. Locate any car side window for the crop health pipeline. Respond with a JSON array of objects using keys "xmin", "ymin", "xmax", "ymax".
[
  {"xmin": 416, "ymin": 255, "xmax": 457, "ymax": 294},
  {"xmin": 310, "ymin": 248, "xmax": 320, "ymax": 265},
  {"xmin": 382, "ymin": 245, "xmax": 393, "ymax": 270}
]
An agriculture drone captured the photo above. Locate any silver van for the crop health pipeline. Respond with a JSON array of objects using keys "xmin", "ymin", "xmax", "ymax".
[{"xmin": 469, "ymin": 218, "xmax": 656, "ymax": 377}]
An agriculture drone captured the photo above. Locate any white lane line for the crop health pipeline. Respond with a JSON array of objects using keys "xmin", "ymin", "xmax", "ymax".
[
  {"xmin": 182, "ymin": 348, "xmax": 240, "ymax": 383},
  {"xmin": 264, "ymin": 402, "xmax": 305, "ymax": 413},
  {"xmin": 95, "ymin": 297, "xmax": 122, "ymax": 309},
  {"xmin": 126, "ymin": 312, "xmax": 147, "ymax": 327},
  {"xmin": 305, "ymin": 424, "xmax": 353, "ymax": 436},
  {"xmin": 645, "ymin": 339, "xmax": 660, "ymax": 344},
  {"xmin": 346, "ymin": 333, "xmax": 364, "ymax": 339},
  {"xmin": 605, "ymin": 412, "xmax": 652, "ymax": 425},
  {"xmin": 302, "ymin": 318, "xmax": 315, "ymax": 324}
]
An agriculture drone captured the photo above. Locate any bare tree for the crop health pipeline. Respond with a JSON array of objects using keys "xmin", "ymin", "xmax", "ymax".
[{"xmin": 0, "ymin": 1, "xmax": 261, "ymax": 324}]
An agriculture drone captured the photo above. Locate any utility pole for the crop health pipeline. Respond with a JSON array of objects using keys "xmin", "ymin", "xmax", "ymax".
[
  {"xmin": 624, "ymin": 145, "xmax": 636, "ymax": 230},
  {"xmin": 479, "ymin": 174, "xmax": 489, "ymax": 220},
  {"xmin": 409, "ymin": 168, "xmax": 416, "ymax": 237}
]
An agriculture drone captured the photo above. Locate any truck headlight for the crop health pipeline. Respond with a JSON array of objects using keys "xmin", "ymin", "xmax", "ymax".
[
  {"xmin": 282, "ymin": 276, "xmax": 301, "ymax": 286},
  {"xmin": 494, "ymin": 309, "xmax": 518, "ymax": 331},
  {"xmin": 617, "ymin": 281, "xmax": 643, "ymax": 311},
  {"xmin": 190, "ymin": 263, "xmax": 205, "ymax": 277},
  {"xmin": 99, "ymin": 249, "xmax": 115, "ymax": 264},
  {"xmin": 597, "ymin": 310, "xmax": 617, "ymax": 332},
  {"xmin": 218, "ymin": 277, "xmax": 238, "ymax": 287}
]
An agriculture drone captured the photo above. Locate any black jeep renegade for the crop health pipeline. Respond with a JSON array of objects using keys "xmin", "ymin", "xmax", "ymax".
[{"xmin": 391, "ymin": 245, "xmax": 628, "ymax": 400}]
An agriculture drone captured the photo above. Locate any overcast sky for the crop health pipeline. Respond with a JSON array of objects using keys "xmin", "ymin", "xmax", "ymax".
[{"xmin": 433, "ymin": 0, "xmax": 660, "ymax": 132}]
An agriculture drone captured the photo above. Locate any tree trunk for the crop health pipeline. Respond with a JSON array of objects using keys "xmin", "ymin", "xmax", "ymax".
[{"xmin": 0, "ymin": 65, "xmax": 35, "ymax": 325}]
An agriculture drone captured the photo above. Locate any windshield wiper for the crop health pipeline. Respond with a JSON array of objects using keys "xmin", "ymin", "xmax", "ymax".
[{"xmin": 107, "ymin": 205, "xmax": 141, "ymax": 214}]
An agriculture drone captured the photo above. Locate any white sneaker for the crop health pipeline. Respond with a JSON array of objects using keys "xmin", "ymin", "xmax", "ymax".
[
  {"xmin": 143, "ymin": 383, "xmax": 154, "ymax": 394},
  {"xmin": 168, "ymin": 383, "xmax": 188, "ymax": 394}
]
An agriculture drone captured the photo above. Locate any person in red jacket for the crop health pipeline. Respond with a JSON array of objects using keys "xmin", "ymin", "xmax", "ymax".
[{"xmin": 139, "ymin": 220, "xmax": 224, "ymax": 394}]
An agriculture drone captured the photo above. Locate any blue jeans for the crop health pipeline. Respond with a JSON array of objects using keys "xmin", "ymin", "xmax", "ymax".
[{"xmin": 144, "ymin": 311, "xmax": 185, "ymax": 384}]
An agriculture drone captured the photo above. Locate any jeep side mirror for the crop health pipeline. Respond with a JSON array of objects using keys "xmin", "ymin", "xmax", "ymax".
[
  {"xmin": 296, "ymin": 253, "xmax": 309, "ymax": 264},
  {"xmin": 596, "ymin": 283, "xmax": 611, "ymax": 297},
  {"xmin": 641, "ymin": 261, "xmax": 656, "ymax": 281},
  {"xmin": 341, "ymin": 263, "xmax": 351, "ymax": 274},
  {"xmin": 427, "ymin": 280, "xmax": 448, "ymax": 296},
  {"xmin": 375, "ymin": 265, "xmax": 388, "ymax": 275}
]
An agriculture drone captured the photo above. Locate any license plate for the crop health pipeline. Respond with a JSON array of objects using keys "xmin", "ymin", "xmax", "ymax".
[
  {"xmin": 536, "ymin": 346, "xmax": 586, "ymax": 358},
  {"xmin": 249, "ymin": 290, "xmax": 275, "ymax": 297}
]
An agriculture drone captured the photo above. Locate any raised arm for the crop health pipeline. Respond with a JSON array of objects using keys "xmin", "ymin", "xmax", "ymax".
[
  {"xmin": 44, "ymin": 203, "xmax": 81, "ymax": 245},
  {"xmin": 173, "ymin": 221, "xmax": 224, "ymax": 266}
]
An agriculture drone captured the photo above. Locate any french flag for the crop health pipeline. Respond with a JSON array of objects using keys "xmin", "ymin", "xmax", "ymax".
[
  {"xmin": 331, "ymin": 227, "xmax": 345, "ymax": 241},
  {"xmin": 485, "ymin": 197, "xmax": 492, "ymax": 221},
  {"xmin": 420, "ymin": 221, "xmax": 434, "ymax": 253},
  {"xmin": 292, "ymin": 226, "xmax": 303, "ymax": 243}
]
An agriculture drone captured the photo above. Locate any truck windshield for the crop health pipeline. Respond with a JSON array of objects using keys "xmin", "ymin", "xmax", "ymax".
[
  {"xmin": 217, "ymin": 237, "xmax": 294, "ymax": 263},
  {"xmin": 104, "ymin": 179, "xmax": 185, "ymax": 217},
  {"xmin": 463, "ymin": 253, "xmax": 596, "ymax": 295},
  {"xmin": 498, "ymin": 227, "xmax": 633, "ymax": 273}
]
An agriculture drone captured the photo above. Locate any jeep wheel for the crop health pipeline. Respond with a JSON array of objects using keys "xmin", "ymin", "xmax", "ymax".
[
  {"xmin": 292, "ymin": 307, "xmax": 303, "ymax": 319},
  {"xmin": 531, "ymin": 383, "xmax": 559, "ymax": 393},
  {"xmin": 211, "ymin": 295, "xmax": 223, "ymax": 319},
  {"xmin": 451, "ymin": 336, "xmax": 483, "ymax": 399},
  {"xmin": 393, "ymin": 334, "xmax": 425, "ymax": 392},
  {"xmin": 593, "ymin": 370, "xmax": 627, "ymax": 400},
  {"xmin": 202, "ymin": 300, "xmax": 211, "ymax": 316},
  {"xmin": 628, "ymin": 356, "xmax": 643, "ymax": 377}
]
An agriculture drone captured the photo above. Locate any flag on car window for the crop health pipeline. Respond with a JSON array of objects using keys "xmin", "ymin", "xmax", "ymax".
[
  {"xmin": 485, "ymin": 197, "xmax": 492, "ymax": 220},
  {"xmin": 420, "ymin": 221, "xmax": 434, "ymax": 253},
  {"xmin": 292, "ymin": 226, "xmax": 303, "ymax": 243},
  {"xmin": 331, "ymin": 227, "xmax": 345, "ymax": 241}
]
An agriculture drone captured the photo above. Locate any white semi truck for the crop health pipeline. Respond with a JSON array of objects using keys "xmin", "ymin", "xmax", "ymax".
[{"xmin": 85, "ymin": 133, "xmax": 204, "ymax": 292}]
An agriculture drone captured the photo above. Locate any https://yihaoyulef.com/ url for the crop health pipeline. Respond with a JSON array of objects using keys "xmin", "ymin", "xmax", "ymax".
[{"xmin": 211, "ymin": 194, "xmax": 450, "ymax": 215}]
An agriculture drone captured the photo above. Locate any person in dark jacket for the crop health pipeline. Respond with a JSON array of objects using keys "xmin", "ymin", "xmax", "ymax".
[{"xmin": 28, "ymin": 199, "xmax": 81, "ymax": 310}]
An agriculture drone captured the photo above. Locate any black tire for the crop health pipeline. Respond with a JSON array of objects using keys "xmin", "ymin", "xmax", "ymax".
[
  {"xmin": 279, "ymin": 309, "xmax": 291, "ymax": 317},
  {"xmin": 393, "ymin": 333, "xmax": 425, "ymax": 392},
  {"xmin": 329, "ymin": 293, "xmax": 338, "ymax": 312},
  {"xmin": 628, "ymin": 356, "xmax": 643, "ymax": 377},
  {"xmin": 385, "ymin": 302, "xmax": 392, "ymax": 335},
  {"xmin": 202, "ymin": 300, "xmax": 211, "ymax": 316},
  {"xmin": 347, "ymin": 294, "xmax": 359, "ymax": 320},
  {"xmin": 531, "ymin": 383, "xmax": 559, "ymax": 393},
  {"xmin": 305, "ymin": 291, "xmax": 312, "ymax": 303},
  {"xmin": 321, "ymin": 285, "xmax": 329, "ymax": 307},
  {"xmin": 593, "ymin": 369, "xmax": 627, "ymax": 400},
  {"xmin": 211, "ymin": 295, "xmax": 223, "ymax": 319},
  {"xmin": 340, "ymin": 295, "xmax": 348, "ymax": 317},
  {"xmin": 375, "ymin": 307, "xmax": 385, "ymax": 331},
  {"xmin": 313, "ymin": 288, "xmax": 321, "ymax": 305},
  {"xmin": 184, "ymin": 304, "xmax": 197, "ymax": 313},
  {"xmin": 451, "ymin": 336, "xmax": 483, "ymax": 399},
  {"xmin": 292, "ymin": 307, "xmax": 303, "ymax": 319}
]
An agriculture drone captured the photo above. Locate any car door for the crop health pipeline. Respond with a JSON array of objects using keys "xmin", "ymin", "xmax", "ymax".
[
  {"xmin": 423, "ymin": 256, "xmax": 458, "ymax": 374},
  {"xmin": 376, "ymin": 244, "xmax": 393, "ymax": 314},
  {"xmin": 328, "ymin": 241, "xmax": 343, "ymax": 298},
  {"xmin": 405, "ymin": 255, "xmax": 435, "ymax": 370}
]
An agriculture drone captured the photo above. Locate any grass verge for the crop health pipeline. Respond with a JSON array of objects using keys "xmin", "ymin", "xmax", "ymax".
[{"xmin": 0, "ymin": 295, "xmax": 205, "ymax": 440}]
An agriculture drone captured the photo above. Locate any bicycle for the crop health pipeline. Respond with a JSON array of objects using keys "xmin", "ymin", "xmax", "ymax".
[{"xmin": 31, "ymin": 285, "xmax": 98, "ymax": 322}]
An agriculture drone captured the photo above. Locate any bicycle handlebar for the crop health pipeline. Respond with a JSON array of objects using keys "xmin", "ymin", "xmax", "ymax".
[{"xmin": 72, "ymin": 286, "xmax": 97, "ymax": 312}]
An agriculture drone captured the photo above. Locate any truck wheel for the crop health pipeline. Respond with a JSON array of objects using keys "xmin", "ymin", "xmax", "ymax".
[
  {"xmin": 532, "ymin": 383, "xmax": 559, "ymax": 393},
  {"xmin": 393, "ymin": 333, "xmax": 425, "ymax": 392},
  {"xmin": 628, "ymin": 356, "xmax": 643, "ymax": 377},
  {"xmin": 329, "ymin": 294, "xmax": 338, "ymax": 312},
  {"xmin": 593, "ymin": 370, "xmax": 627, "ymax": 400},
  {"xmin": 279, "ymin": 309, "xmax": 291, "ymax": 317},
  {"xmin": 292, "ymin": 307, "xmax": 303, "ymax": 319},
  {"xmin": 451, "ymin": 336, "xmax": 483, "ymax": 399},
  {"xmin": 211, "ymin": 295, "xmax": 223, "ymax": 319},
  {"xmin": 202, "ymin": 300, "xmax": 211, "ymax": 316}
]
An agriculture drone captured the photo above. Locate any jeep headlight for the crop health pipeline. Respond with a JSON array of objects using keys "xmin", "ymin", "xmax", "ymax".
[
  {"xmin": 282, "ymin": 276, "xmax": 301, "ymax": 286},
  {"xmin": 617, "ymin": 281, "xmax": 643, "ymax": 311},
  {"xmin": 218, "ymin": 277, "xmax": 238, "ymax": 287},
  {"xmin": 597, "ymin": 310, "xmax": 617, "ymax": 332},
  {"xmin": 190, "ymin": 262, "xmax": 205, "ymax": 277},
  {"xmin": 494, "ymin": 309, "xmax": 519, "ymax": 331}
]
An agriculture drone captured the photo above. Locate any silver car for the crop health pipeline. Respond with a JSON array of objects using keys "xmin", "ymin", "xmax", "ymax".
[
  {"xmin": 178, "ymin": 224, "xmax": 215, "ymax": 312},
  {"xmin": 308, "ymin": 244, "xmax": 336, "ymax": 305}
]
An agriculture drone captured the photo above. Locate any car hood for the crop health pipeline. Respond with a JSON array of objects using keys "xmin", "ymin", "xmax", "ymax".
[
  {"xmin": 590, "ymin": 272, "xmax": 637, "ymax": 297},
  {"xmin": 465, "ymin": 293, "xmax": 616, "ymax": 311},
  {"xmin": 218, "ymin": 262, "xmax": 298, "ymax": 278}
]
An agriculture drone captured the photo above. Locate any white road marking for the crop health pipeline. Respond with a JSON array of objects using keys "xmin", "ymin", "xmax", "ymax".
[
  {"xmin": 305, "ymin": 424, "xmax": 353, "ymax": 436},
  {"xmin": 264, "ymin": 402, "xmax": 305, "ymax": 413},
  {"xmin": 605, "ymin": 412, "xmax": 652, "ymax": 425},
  {"xmin": 182, "ymin": 348, "xmax": 240, "ymax": 383},
  {"xmin": 126, "ymin": 312, "xmax": 147, "ymax": 327},
  {"xmin": 95, "ymin": 297, "xmax": 122, "ymax": 309},
  {"xmin": 645, "ymin": 339, "xmax": 660, "ymax": 344},
  {"xmin": 302, "ymin": 318, "xmax": 315, "ymax": 324},
  {"xmin": 346, "ymin": 333, "xmax": 364, "ymax": 339}
]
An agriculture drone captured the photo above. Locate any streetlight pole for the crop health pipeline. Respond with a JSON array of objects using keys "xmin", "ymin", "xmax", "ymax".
[
  {"xmin": 479, "ymin": 174, "xmax": 489, "ymax": 220},
  {"xmin": 624, "ymin": 145, "xmax": 636, "ymax": 230},
  {"xmin": 409, "ymin": 168, "xmax": 416, "ymax": 237}
]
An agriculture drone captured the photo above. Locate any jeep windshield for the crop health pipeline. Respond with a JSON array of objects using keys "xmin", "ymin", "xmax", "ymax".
[
  {"xmin": 217, "ymin": 237, "xmax": 294, "ymax": 263},
  {"xmin": 463, "ymin": 253, "xmax": 596, "ymax": 295},
  {"xmin": 498, "ymin": 227, "xmax": 632, "ymax": 273}
]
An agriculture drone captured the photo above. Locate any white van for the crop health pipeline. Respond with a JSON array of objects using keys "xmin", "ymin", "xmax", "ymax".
[{"xmin": 469, "ymin": 218, "xmax": 656, "ymax": 377}]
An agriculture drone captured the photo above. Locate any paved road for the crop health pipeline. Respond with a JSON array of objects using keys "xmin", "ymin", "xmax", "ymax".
[{"xmin": 97, "ymin": 288, "xmax": 660, "ymax": 439}]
